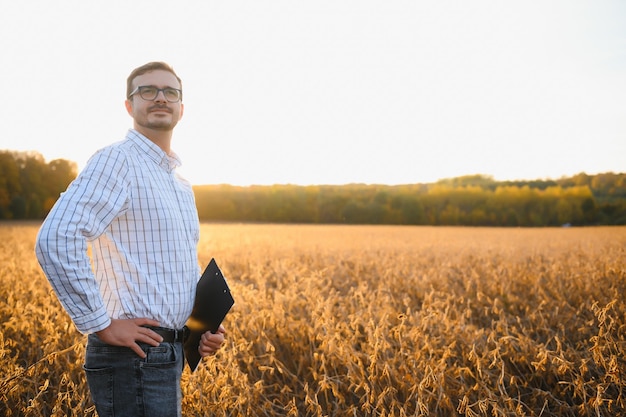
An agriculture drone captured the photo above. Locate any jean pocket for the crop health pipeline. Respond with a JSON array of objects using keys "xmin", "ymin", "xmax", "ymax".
[
  {"xmin": 142, "ymin": 345, "xmax": 176, "ymax": 366},
  {"xmin": 83, "ymin": 365, "xmax": 114, "ymax": 417}
]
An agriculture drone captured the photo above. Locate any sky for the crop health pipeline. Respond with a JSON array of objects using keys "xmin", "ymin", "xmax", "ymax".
[{"xmin": 1, "ymin": 1, "xmax": 625, "ymax": 186}]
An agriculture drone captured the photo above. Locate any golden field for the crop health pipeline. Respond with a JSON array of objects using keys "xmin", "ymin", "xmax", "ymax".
[{"xmin": 1, "ymin": 222, "xmax": 625, "ymax": 416}]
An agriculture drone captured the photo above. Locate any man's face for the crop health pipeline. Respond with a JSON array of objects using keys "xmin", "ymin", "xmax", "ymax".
[{"xmin": 125, "ymin": 69, "xmax": 184, "ymax": 133}]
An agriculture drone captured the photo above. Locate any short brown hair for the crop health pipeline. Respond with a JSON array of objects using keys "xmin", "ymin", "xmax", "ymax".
[{"xmin": 126, "ymin": 62, "xmax": 182, "ymax": 99}]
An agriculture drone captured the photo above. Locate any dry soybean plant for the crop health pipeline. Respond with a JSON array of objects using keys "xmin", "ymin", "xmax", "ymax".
[{"xmin": 1, "ymin": 223, "xmax": 625, "ymax": 416}]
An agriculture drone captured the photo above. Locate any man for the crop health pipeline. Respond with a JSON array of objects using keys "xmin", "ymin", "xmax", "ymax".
[{"xmin": 35, "ymin": 62, "xmax": 225, "ymax": 416}]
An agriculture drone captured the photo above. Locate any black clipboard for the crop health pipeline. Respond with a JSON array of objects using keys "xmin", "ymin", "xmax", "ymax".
[{"xmin": 184, "ymin": 258, "xmax": 234, "ymax": 372}]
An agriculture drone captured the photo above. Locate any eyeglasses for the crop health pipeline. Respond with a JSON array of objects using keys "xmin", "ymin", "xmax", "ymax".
[{"xmin": 128, "ymin": 85, "xmax": 183, "ymax": 103}]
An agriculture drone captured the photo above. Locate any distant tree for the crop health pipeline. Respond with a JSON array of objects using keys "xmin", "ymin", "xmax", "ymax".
[
  {"xmin": 0, "ymin": 151, "xmax": 21, "ymax": 218},
  {"xmin": 0, "ymin": 151, "xmax": 77, "ymax": 219},
  {"xmin": 436, "ymin": 174, "xmax": 496, "ymax": 190},
  {"xmin": 391, "ymin": 194, "xmax": 425, "ymax": 225},
  {"xmin": 581, "ymin": 197, "xmax": 597, "ymax": 224},
  {"xmin": 317, "ymin": 187, "xmax": 349, "ymax": 223},
  {"xmin": 9, "ymin": 196, "xmax": 26, "ymax": 219}
]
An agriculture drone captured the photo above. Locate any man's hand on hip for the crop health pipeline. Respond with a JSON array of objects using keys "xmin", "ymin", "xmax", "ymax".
[{"xmin": 95, "ymin": 318, "xmax": 163, "ymax": 358}]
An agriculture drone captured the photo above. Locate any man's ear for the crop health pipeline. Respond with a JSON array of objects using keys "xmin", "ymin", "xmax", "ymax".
[
  {"xmin": 124, "ymin": 99, "xmax": 133, "ymax": 116},
  {"xmin": 179, "ymin": 103, "xmax": 184, "ymax": 120}
]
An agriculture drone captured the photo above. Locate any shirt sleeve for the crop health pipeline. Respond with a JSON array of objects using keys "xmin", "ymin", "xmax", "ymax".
[{"xmin": 35, "ymin": 147, "xmax": 131, "ymax": 334}]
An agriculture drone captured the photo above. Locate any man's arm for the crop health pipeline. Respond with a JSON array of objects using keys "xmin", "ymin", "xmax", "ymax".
[{"xmin": 35, "ymin": 147, "xmax": 130, "ymax": 334}]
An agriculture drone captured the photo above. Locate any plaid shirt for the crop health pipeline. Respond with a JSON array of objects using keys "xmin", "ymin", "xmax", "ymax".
[{"xmin": 36, "ymin": 130, "xmax": 200, "ymax": 334}]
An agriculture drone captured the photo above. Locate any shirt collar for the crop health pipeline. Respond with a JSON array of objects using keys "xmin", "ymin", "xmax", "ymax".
[{"xmin": 127, "ymin": 129, "xmax": 182, "ymax": 172}]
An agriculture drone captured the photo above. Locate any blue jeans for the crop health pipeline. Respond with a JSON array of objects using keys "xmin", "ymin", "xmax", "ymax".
[{"xmin": 84, "ymin": 334, "xmax": 184, "ymax": 417}]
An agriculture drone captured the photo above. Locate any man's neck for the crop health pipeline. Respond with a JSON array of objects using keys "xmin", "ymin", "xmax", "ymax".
[{"xmin": 134, "ymin": 126, "xmax": 173, "ymax": 154}]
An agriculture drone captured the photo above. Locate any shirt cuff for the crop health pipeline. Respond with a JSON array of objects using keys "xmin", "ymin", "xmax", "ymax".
[{"xmin": 72, "ymin": 308, "xmax": 111, "ymax": 335}]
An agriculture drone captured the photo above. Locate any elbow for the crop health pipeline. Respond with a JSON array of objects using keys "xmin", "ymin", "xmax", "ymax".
[
  {"xmin": 34, "ymin": 222, "xmax": 58, "ymax": 266},
  {"xmin": 34, "ymin": 227, "xmax": 50, "ymax": 265}
]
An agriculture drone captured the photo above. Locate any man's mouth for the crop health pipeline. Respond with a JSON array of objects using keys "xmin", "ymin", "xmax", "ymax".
[{"xmin": 149, "ymin": 106, "xmax": 172, "ymax": 114}]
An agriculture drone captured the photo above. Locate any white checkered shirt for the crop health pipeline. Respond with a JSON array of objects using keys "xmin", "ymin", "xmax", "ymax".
[{"xmin": 36, "ymin": 130, "xmax": 200, "ymax": 334}]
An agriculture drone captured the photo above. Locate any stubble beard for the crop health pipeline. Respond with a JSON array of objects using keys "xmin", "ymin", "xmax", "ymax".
[
  {"xmin": 141, "ymin": 108, "xmax": 178, "ymax": 131},
  {"xmin": 144, "ymin": 118, "xmax": 177, "ymax": 131}
]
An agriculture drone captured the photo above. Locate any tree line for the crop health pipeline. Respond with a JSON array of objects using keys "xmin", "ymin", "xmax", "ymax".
[
  {"xmin": 194, "ymin": 174, "xmax": 626, "ymax": 226},
  {"xmin": 1, "ymin": 150, "xmax": 625, "ymax": 226}
]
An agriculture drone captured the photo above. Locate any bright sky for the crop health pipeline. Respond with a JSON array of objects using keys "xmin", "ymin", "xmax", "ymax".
[{"xmin": 1, "ymin": 1, "xmax": 625, "ymax": 186}]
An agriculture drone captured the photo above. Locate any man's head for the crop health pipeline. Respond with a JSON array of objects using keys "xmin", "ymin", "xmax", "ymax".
[
  {"xmin": 125, "ymin": 62, "xmax": 184, "ymax": 139},
  {"xmin": 126, "ymin": 62, "xmax": 182, "ymax": 100}
]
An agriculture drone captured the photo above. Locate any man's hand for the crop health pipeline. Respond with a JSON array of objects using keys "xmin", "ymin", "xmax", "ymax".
[
  {"xmin": 199, "ymin": 325, "xmax": 226, "ymax": 358},
  {"xmin": 95, "ymin": 318, "xmax": 163, "ymax": 358}
]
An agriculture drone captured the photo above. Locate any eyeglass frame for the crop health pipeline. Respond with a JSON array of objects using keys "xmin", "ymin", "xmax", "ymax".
[{"xmin": 128, "ymin": 85, "xmax": 183, "ymax": 103}]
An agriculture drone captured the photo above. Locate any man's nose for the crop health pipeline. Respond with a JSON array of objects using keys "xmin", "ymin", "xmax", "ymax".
[{"xmin": 154, "ymin": 90, "xmax": 168, "ymax": 102}]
